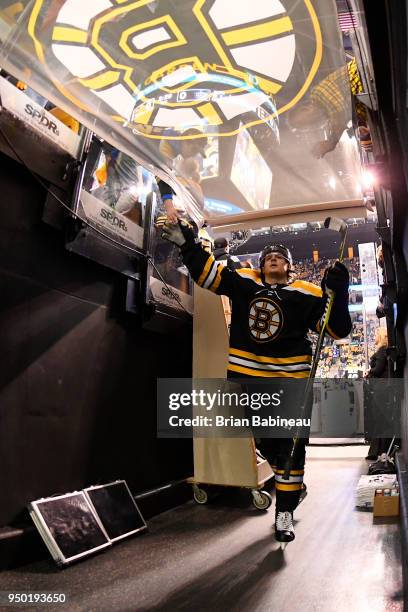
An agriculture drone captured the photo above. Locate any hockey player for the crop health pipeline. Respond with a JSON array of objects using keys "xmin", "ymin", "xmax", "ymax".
[
  {"xmin": 287, "ymin": 57, "xmax": 371, "ymax": 158},
  {"xmin": 159, "ymin": 219, "xmax": 351, "ymax": 544},
  {"xmin": 213, "ymin": 237, "xmax": 241, "ymax": 272}
]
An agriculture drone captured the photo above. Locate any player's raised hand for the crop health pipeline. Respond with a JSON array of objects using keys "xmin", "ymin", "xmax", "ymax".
[
  {"xmin": 321, "ymin": 261, "xmax": 349, "ymax": 295},
  {"xmin": 160, "ymin": 219, "xmax": 196, "ymax": 248}
]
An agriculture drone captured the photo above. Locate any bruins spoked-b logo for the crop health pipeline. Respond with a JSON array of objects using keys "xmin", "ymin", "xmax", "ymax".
[
  {"xmin": 27, "ymin": 0, "xmax": 322, "ymax": 139},
  {"xmin": 248, "ymin": 298, "xmax": 283, "ymax": 342}
]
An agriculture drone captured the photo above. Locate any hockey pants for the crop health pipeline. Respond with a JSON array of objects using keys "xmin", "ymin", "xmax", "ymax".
[{"xmin": 233, "ymin": 377, "xmax": 309, "ymax": 512}]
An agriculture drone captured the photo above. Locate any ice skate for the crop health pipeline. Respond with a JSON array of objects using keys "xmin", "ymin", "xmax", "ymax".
[{"xmin": 275, "ymin": 510, "xmax": 295, "ymax": 550}]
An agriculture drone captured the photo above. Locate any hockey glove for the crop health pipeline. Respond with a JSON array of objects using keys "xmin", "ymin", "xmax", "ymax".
[
  {"xmin": 155, "ymin": 214, "xmax": 168, "ymax": 228},
  {"xmin": 321, "ymin": 261, "xmax": 349, "ymax": 296},
  {"xmin": 160, "ymin": 218, "xmax": 197, "ymax": 249}
]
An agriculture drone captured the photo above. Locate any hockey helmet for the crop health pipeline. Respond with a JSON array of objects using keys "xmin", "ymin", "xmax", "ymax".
[{"xmin": 259, "ymin": 244, "xmax": 293, "ymax": 270}]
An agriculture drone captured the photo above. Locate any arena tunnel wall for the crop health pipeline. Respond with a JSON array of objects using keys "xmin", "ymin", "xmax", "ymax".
[
  {"xmin": 362, "ymin": 0, "xmax": 408, "ymax": 605},
  {"xmin": 0, "ymin": 152, "xmax": 193, "ymax": 567}
]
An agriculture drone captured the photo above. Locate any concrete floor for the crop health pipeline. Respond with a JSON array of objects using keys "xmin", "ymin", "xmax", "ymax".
[{"xmin": 0, "ymin": 446, "xmax": 402, "ymax": 612}]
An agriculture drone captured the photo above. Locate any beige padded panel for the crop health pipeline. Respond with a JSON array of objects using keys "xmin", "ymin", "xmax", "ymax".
[
  {"xmin": 192, "ymin": 284, "xmax": 229, "ymax": 378},
  {"xmin": 192, "ymin": 285, "xmax": 272, "ymax": 487}
]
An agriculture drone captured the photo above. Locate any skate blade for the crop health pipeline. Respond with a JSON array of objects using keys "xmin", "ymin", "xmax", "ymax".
[{"xmin": 280, "ymin": 542, "xmax": 288, "ymax": 551}]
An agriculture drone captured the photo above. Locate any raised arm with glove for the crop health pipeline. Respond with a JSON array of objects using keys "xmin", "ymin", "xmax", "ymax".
[
  {"xmin": 320, "ymin": 261, "xmax": 352, "ymax": 339},
  {"xmin": 158, "ymin": 217, "xmax": 198, "ymax": 250}
]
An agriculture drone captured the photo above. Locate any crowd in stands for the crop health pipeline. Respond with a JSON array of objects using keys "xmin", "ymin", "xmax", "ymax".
[
  {"xmin": 291, "ymin": 257, "xmax": 361, "ymax": 285},
  {"xmin": 315, "ymin": 304, "xmax": 382, "ymax": 378},
  {"xmin": 316, "ymin": 343, "xmax": 366, "ymax": 378},
  {"xmin": 315, "ymin": 311, "xmax": 367, "ymax": 378}
]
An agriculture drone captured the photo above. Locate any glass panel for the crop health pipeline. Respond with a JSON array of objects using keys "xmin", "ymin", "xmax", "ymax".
[
  {"xmin": 0, "ymin": 0, "xmax": 364, "ymax": 227},
  {"xmin": 78, "ymin": 137, "xmax": 151, "ymax": 249},
  {"xmin": 0, "ymin": 67, "xmax": 84, "ymax": 158}
]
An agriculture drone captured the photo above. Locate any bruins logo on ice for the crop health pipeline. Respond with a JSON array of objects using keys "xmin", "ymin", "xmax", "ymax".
[
  {"xmin": 28, "ymin": 0, "xmax": 322, "ymax": 140},
  {"xmin": 248, "ymin": 298, "xmax": 283, "ymax": 343}
]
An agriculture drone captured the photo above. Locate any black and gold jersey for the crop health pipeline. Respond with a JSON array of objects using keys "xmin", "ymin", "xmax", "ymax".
[
  {"xmin": 310, "ymin": 59, "xmax": 363, "ymax": 127},
  {"xmin": 182, "ymin": 243, "xmax": 352, "ymax": 378}
]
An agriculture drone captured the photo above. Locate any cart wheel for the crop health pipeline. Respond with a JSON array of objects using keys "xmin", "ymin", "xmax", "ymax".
[
  {"xmin": 192, "ymin": 485, "xmax": 208, "ymax": 504},
  {"xmin": 251, "ymin": 489, "xmax": 272, "ymax": 510}
]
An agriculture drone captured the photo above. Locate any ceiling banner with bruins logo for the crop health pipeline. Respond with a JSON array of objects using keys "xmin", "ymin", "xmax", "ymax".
[{"xmin": 0, "ymin": 0, "xmax": 362, "ymax": 224}]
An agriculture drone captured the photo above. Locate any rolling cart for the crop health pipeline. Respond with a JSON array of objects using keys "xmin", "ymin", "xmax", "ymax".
[
  {"xmin": 188, "ymin": 443, "xmax": 274, "ymax": 510},
  {"xmin": 190, "ymin": 285, "xmax": 274, "ymax": 510}
]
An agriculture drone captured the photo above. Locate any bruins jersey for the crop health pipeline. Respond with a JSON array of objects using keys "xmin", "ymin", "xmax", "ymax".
[{"xmin": 182, "ymin": 243, "xmax": 351, "ymax": 378}]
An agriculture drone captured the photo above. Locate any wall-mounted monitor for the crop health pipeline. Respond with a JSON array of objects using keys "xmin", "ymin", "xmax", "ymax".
[
  {"xmin": 0, "ymin": 71, "xmax": 84, "ymax": 188},
  {"xmin": 66, "ymin": 136, "xmax": 151, "ymax": 279},
  {"xmin": 139, "ymin": 192, "xmax": 193, "ymax": 333},
  {"xmin": 80, "ymin": 138, "xmax": 151, "ymax": 249}
]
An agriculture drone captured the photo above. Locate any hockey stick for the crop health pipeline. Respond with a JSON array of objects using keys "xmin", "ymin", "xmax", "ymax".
[{"xmin": 282, "ymin": 217, "xmax": 348, "ymax": 480}]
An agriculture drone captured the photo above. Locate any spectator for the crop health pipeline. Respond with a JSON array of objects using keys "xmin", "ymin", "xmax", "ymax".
[{"xmin": 287, "ymin": 58, "xmax": 372, "ymax": 158}]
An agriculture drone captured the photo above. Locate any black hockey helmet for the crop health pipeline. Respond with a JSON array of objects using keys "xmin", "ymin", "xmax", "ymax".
[
  {"xmin": 259, "ymin": 244, "xmax": 293, "ymax": 270},
  {"xmin": 214, "ymin": 236, "xmax": 228, "ymax": 250}
]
